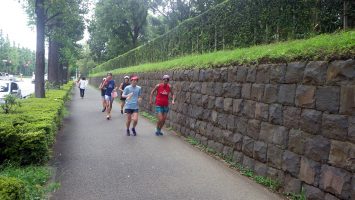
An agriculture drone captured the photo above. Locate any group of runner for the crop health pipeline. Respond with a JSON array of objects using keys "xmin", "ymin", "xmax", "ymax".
[{"xmin": 98, "ymin": 73, "xmax": 175, "ymax": 136}]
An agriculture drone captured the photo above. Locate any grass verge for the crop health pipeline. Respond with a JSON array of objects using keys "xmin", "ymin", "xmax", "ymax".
[
  {"xmin": 91, "ymin": 30, "xmax": 355, "ymax": 77},
  {"xmin": 140, "ymin": 111, "xmax": 307, "ymax": 200},
  {"xmin": 0, "ymin": 165, "xmax": 60, "ymax": 199},
  {"xmin": 0, "ymin": 82, "xmax": 73, "ymax": 199},
  {"xmin": 140, "ymin": 111, "xmax": 158, "ymax": 123}
]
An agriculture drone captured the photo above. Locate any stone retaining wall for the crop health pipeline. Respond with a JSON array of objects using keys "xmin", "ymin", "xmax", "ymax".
[{"xmin": 90, "ymin": 59, "xmax": 355, "ymax": 200}]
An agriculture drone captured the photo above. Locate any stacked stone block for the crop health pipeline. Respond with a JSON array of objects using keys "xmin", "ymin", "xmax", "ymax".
[{"xmin": 89, "ymin": 59, "xmax": 355, "ymax": 200}]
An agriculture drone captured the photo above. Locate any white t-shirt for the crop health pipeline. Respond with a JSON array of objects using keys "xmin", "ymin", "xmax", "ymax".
[{"xmin": 78, "ymin": 80, "xmax": 88, "ymax": 89}]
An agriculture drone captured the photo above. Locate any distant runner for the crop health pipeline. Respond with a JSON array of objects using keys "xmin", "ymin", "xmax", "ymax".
[
  {"xmin": 149, "ymin": 75, "xmax": 175, "ymax": 136},
  {"xmin": 122, "ymin": 76, "xmax": 141, "ymax": 136},
  {"xmin": 104, "ymin": 73, "xmax": 117, "ymax": 120},
  {"xmin": 78, "ymin": 77, "xmax": 88, "ymax": 99},
  {"xmin": 118, "ymin": 76, "xmax": 130, "ymax": 114},
  {"xmin": 99, "ymin": 76, "xmax": 107, "ymax": 112}
]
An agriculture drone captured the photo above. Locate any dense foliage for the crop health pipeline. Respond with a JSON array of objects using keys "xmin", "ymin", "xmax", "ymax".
[
  {"xmin": 0, "ymin": 82, "xmax": 73, "ymax": 165},
  {"xmin": 91, "ymin": 0, "xmax": 353, "ymax": 74},
  {"xmin": 88, "ymin": 0, "xmax": 224, "ymax": 63},
  {"xmin": 0, "ymin": 176, "xmax": 26, "ymax": 200},
  {"xmin": 0, "ymin": 31, "xmax": 35, "ymax": 76},
  {"xmin": 19, "ymin": 0, "xmax": 87, "ymax": 97}
]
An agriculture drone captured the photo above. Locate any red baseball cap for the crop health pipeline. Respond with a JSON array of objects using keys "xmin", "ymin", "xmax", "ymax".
[{"xmin": 131, "ymin": 76, "xmax": 139, "ymax": 80}]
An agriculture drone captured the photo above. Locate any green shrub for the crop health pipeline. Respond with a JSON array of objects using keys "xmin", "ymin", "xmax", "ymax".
[
  {"xmin": 92, "ymin": 0, "xmax": 347, "ymax": 74},
  {"xmin": 0, "ymin": 176, "xmax": 26, "ymax": 200},
  {"xmin": 0, "ymin": 165, "xmax": 55, "ymax": 200},
  {"xmin": 0, "ymin": 82, "xmax": 73, "ymax": 165},
  {"xmin": 1, "ymin": 94, "xmax": 22, "ymax": 114}
]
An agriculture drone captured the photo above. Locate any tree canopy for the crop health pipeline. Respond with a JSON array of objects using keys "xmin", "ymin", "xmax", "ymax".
[{"xmin": 0, "ymin": 30, "xmax": 36, "ymax": 76}]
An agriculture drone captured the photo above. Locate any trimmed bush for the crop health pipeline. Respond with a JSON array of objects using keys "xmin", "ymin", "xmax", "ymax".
[
  {"xmin": 0, "ymin": 82, "xmax": 73, "ymax": 165},
  {"xmin": 92, "ymin": 0, "xmax": 351, "ymax": 74},
  {"xmin": 0, "ymin": 176, "xmax": 26, "ymax": 200}
]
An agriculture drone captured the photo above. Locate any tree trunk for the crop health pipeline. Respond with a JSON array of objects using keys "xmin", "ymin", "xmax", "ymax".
[
  {"xmin": 58, "ymin": 61, "xmax": 63, "ymax": 85},
  {"xmin": 48, "ymin": 37, "xmax": 60, "ymax": 88},
  {"xmin": 35, "ymin": 0, "xmax": 46, "ymax": 98},
  {"xmin": 132, "ymin": 26, "xmax": 140, "ymax": 48}
]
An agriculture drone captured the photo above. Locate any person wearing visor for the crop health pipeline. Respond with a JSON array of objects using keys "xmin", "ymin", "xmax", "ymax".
[
  {"xmin": 150, "ymin": 75, "xmax": 175, "ymax": 136},
  {"xmin": 118, "ymin": 76, "xmax": 130, "ymax": 114},
  {"xmin": 122, "ymin": 76, "xmax": 142, "ymax": 136}
]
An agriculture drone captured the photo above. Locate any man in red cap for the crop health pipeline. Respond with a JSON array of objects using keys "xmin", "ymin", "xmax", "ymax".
[
  {"xmin": 121, "ymin": 76, "xmax": 141, "ymax": 136},
  {"xmin": 150, "ymin": 75, "xmax": 175, "ymax": 136}
]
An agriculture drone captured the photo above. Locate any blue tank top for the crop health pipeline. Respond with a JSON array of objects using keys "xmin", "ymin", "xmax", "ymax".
[{"xmin": 105, "ymin": 80, "xmax": 115, "ymax": 96}]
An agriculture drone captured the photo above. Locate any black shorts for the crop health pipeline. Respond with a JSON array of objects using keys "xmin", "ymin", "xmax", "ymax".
[
  {"xmin": 120, "ymin": 97, "xmax": 126, "ymax": 101},
  {"xmin": 101, "ymin": 89, "xmax": 106, "ymax": 97},
  {"xmin": 125, "ymin": 109, "xmax": 139, "ymax": 114}
]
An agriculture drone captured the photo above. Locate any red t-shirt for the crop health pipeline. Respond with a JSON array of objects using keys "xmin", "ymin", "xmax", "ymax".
[{"xmin": 155, "ymin": 83, "xmax": 171, "ymax": 106}]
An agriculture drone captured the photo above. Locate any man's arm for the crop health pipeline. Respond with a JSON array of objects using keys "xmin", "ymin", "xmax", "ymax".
[
  {"xmin": 121, "ymin": 87, "xmax": 129, "ymax": 98},
  {"xmin": 170, "ymin": 86, "xmax": 175, "ymax": 104},
  {"xmin": 114, "ymin": 82, "xmax": 118, "ymax": 91},
  {"xmin": 138, "ymin": 87, "xmax": 142, "ymax": 103},
  {"xmin": 119, "ymin": 83, "xmax": 124, "ymax": 92},
  {"xmin": 149, "ymin": 84, "xmax": 159, "ymax": 105}
]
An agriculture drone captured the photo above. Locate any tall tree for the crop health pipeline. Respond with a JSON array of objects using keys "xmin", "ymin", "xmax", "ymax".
[
  {"xmin": 34, "ymin": 0, "xmax": 46, "ymax": 98},
  {"xmin": 46, "ymin": 0, "xmax": 86, "ymax": 87},
  {"xmin": 88, "ymin": 0, "xmax": 149, "ymax": 62}
]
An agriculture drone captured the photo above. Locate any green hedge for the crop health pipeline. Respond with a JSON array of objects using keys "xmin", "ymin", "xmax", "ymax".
[
  {"xmin": 92, "ymin": 0, "xmax": 350, "ymax": 74},
  {"xmin": 90, "ymin": 31, "xmax": 355, "ymax": 76},
  {"xmin": 0, "ymin": 83, "xmax": 73, "ymax": 165},
  {"xmin": 0, "ymin": 176, "xmax": 26, "ymax": 200}
]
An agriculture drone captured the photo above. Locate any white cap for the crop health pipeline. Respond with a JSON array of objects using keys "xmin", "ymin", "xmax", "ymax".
[
  {"xmin": 162, "ymin": 75, "xmax": 170, "ymax": 80},
  {"xmin": 124, "ymin": 76, "xmax": 130, "ymax": 79}
]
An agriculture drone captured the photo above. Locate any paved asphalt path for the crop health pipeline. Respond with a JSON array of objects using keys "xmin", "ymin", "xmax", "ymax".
[{"xmin": 51, "ymin": 86, "xmax": 283, "ymax": 200}]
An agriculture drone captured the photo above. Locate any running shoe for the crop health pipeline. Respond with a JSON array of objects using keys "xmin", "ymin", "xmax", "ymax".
[
  {"xmin": 121, "ymin": 110, "xmax": 123, "ymax": 114},
  {"xmin": 132, "ymin": 128, "xmax": 137, "ymax": 136},
  {"xmin": 155, "ymin": 131, "xmax": 160, "ymax": 136},
  {"xmin": 106, "ymin": 115, "xmax": 110, "ymax": 120},
  {"xmin": 126, "ymin": 129, "xmax": 130, "ymax": 136},
  {"xmin": 102, "ymin": 107, "xmax": 106, "ymax": 112}
]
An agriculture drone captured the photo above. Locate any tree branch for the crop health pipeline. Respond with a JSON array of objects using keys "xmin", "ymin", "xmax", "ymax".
[
  {"xmin": 150, "ymin": 6, "xmax": 168, "ymax": 18},
  {"xmin": 45, "ymin": 12, "xmax": 62, "ymax": 24}
]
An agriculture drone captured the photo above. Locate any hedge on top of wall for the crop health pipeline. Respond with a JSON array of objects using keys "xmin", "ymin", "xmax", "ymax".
[{"xmin": 91, "ymin": 0, "xmax": 353, "ymax": 74}]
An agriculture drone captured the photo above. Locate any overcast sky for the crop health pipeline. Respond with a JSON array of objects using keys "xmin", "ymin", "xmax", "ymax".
[
  {"xmin": 0, "ymin": 1, "xmax": 95, "ymax": 52},
  {"xmin": 0, "ymin": 0, "xmax": 36, "ymax": 50}
]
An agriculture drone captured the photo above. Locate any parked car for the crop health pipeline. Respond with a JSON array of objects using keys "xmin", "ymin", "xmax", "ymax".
[
  {"xmin": 0, "ymin": 80, "xmax": 22, "ymax": 104},
  {"xmin": 0, "ymin": 72, "xmax": 15, "ymax": 81}
]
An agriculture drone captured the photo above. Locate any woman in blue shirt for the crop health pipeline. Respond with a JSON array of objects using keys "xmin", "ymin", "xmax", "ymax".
[{"xmin": 122, "ymin": 76, "xmax": 141, "ymax": 136}]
